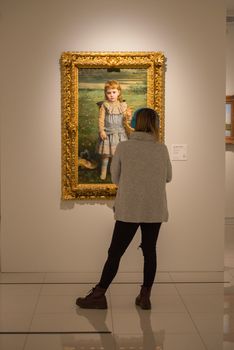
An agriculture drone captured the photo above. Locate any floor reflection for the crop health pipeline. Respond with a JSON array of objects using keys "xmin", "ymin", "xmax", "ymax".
[
  {"xmin": 73, "ymin": 305, "xmax": 165, "ymax": 349},
  {"xmin": 75, "ymin": 308, "xmax": 112, "ymax": 348},
  {"xmin": 1, "ymin": 269, "xmax": 234, "ymax": 349},
  {"xmin": 135, "ymin": 305, "xmax": 164, "ymax": 349}
]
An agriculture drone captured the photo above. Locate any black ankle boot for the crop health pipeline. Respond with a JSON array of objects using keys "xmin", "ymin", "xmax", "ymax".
[
  {"xmin": 76, "ymin": 285, "xmax": 108, "ymax": 309},
  {"xmin": 135, "ymin": 285, "xmax": 152, "ymax": 310}
]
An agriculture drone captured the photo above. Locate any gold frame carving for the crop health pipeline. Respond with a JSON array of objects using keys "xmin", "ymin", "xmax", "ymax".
[{"xmin": 60, "ymin": 51, "xmax": 166, "ymax": 200}]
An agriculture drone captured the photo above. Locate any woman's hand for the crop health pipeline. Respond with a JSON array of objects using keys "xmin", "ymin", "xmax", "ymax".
[{"xmin": 100, "ymin": 131, "xmax": 107, "ymax": 140}]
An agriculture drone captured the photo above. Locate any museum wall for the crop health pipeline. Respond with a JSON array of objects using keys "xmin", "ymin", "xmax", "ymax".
[
  {"xmin": 0, "ymin": 0, "xmax": 225, "ymax": 272},
  {"xmin": 226, "ymin": 20, "xmax": 234, "ymax": 219}
]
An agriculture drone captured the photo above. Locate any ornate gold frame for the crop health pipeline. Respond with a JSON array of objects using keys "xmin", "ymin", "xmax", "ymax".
[{"xmin": 60, "ymin": 51, "xmax": 166, "ymax": 200}]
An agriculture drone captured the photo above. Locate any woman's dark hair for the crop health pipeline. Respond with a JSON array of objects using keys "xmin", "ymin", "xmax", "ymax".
[{"xmin": 135, "ymin": 108, "xmax": 160, "ymax": 140}]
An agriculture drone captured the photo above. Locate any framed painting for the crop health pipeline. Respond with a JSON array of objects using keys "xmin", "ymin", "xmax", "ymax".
[
  {"xmin": 226, "ymin": 95, "xmax": 234, "ymax": 144},
  {"xmin": 60, "ymin": 51, "xmax": 166, "ymax": 200}
]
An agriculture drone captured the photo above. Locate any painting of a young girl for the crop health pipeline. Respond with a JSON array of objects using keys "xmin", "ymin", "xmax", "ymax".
[
  {"xmin": 97, "ymin": 80, "xmax": 132, "ymax": 180},
  {"xmin": 78, "ymin": 68, "xmax": 147, "ymax": 184}
]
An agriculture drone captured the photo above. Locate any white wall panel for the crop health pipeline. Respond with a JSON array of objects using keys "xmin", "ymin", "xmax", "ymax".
[{"xmin": 0, "ymin": 0, "xmax": 225, "ymax": 271}]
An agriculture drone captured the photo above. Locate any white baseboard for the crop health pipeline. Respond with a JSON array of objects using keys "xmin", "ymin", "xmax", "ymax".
[{"xmin": 225, "ymin": 217, "xmax": 234, "ymax": 225}]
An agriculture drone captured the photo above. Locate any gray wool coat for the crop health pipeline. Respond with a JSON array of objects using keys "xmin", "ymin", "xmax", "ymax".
[{"xmin": 110, "ymin": 131, "xmax": 172, "ymax": 223}]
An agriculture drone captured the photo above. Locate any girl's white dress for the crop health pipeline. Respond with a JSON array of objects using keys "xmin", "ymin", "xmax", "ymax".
[{"xmin": 98, "ymin": 101, "xmax": 128, "ymax": 156}]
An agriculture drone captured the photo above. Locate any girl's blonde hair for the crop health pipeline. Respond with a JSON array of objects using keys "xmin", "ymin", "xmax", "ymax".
[
  {"xmin": 104, "ymin": 80, "xmax": 123, "ymax": 102},
  {"xmin": 135, "ymin": 108, "xmax": 159, "ymax": 141}
]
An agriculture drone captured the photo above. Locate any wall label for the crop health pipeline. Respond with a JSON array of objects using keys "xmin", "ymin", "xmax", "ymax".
[{"xmin": 171, "ymin": 144, "xmax": 187, "ymax": 161}]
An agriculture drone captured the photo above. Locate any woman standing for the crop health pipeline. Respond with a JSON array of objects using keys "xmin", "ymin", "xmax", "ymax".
[{"xmin": 76, "ymin": 108, "xmax": 172, "ymax": 310}]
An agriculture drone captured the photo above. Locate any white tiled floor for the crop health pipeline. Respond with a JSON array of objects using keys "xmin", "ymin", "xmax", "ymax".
[{"xmin": 0, "ymin": 226, "xmax": 233, "ymax": 349}]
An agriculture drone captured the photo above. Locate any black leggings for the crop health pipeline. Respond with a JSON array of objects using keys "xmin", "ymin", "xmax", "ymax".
[{"xmin": 98, "ymin": 221, "xmax": 161, "ymax": 289}]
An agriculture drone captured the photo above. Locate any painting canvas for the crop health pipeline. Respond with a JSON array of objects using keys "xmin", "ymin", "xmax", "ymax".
[
  {"xmin": 78, "ymin": 68, "xmax": 147, "ymax": 184},
  {"xmin": 61, "ymin": 52, "xmax": 166, "ymax": 200}
]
